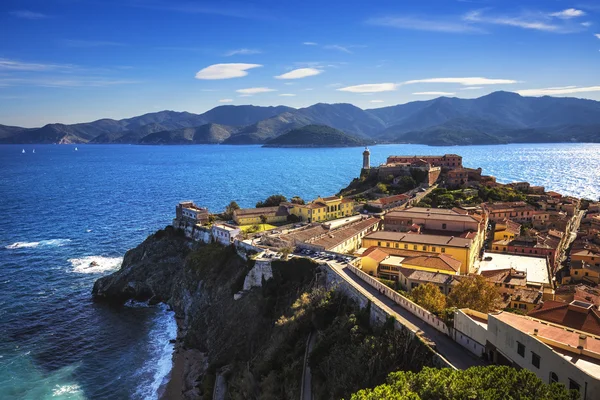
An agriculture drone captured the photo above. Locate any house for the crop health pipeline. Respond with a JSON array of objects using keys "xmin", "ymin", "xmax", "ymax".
[
  {"xmin": 446, "ymin": 167, "xmax": 483, "ymax": 188},
  {"xmin": 562, "ymin": 261, "xmax": 600, "ymax": 285},
  {"xmin": 571, "ymin": 249, "xmax": 600, "ymax": 268},
  {"xmin": 505, "ymin": 181, "xmax": 531, "ymax": 192},
  {"xmin": 490, "ymin": 236, "xmax": 557, "ymax": 266},
  {"xmin": 211, "ymin": 223, "xmax": 241, "ymax": 246},
  {"xmin": 493, "ymin": 219, "xmax": 521, "ymax": 241},
  {"xmin": 386, "ymin": 154, "xmax": 463, "ymax": 169},
  {"xmin": 384, "ymin": 207, "xmax": 484, "ymax": 235},
  {"xmin": 555, "ymin": 284, "xmax": 600, "ymax": 307},
  {"xmin": 290, "ymin": 195, "xmax": 355, "ymax": 223},
  {"xmin": 398, "ymin": 268, "xmax": 460, "ymax": 295},
  {"xmin": 528, "ymin": 300, "xmax": 600, "ymax": 336},
  {"xmin": 233, "ymin": 205, "xmax": 290, "ymax": 226},
  {"xmin": 362, "ymin": 231, "xmax": 478, "ymax": 274},
  {"xmin": 360, "ymin": 247, "xmax": 390, "ymax": 276},
  {"xmin": 302, "ymin": 217, "xmax": 380, "ymax": 254},
  {"xmin": 484, "ymin": 201, "xmax": 537, "ymax": 223},
  {"xmin": 366, "ymin": 193, "xmax": 410, "ymax": 211},
  {"xmin": 175, "ymin": 201, "xmax": 210, "ymax": 225},
  {"xmin": 506, "ymin": 288, "xmax": 543, "ymax": 312}
]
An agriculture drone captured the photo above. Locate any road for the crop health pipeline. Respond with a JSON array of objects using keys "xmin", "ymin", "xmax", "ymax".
[
  {"xmin": 327, "ymin": 260, "xmax": 485, "ymax": 370},
  {"xmin": 300, "ymin": 331, "xmax": 317, "ymax": 400}
]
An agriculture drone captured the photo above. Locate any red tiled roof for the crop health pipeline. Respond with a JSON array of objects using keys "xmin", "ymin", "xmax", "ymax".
[
  {"xmin": 362, "ymin": 246, "xmax": 390, "ymax": 263},
  {"xmin": 402, "ymin": 254, "xmax": 461, "ymax": 272},
  {"xmin": 527, "ymin": 300, "xmax": 600, "ymax": 336}
]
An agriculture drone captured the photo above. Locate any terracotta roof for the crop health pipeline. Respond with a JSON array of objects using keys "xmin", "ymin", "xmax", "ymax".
[
  {"xmin": 361, "ymin": 246, "xmax": 390, "ymax": 263},
  {"xmin": 371, "ymin": 194, "xmax": 410, "ymax": 206},
  {"xmin": 365, "ymin": 231, "xmax": 472, "ymax": 248},
  {"xmin": 556, "ymin": 284, "xmax": 600, "ymax": 307},
  {"xmin": 402, "ymin": 254, "xmax": 461, "ymax": 273},
  {"xmin": 310, "ymin": 218, "xmax": 380, "ymax": 251},
  {"xmin": 386, "ymin": 209, "xmax": 480, "ymax": 223},
  {"xmin": 399, "ymin": 268, "xmax": 458, "ymax": 285},
  {"xmin": 234, "ymin": 206, "xmax": 289, "ymax": 217},
  {"xmin": 572, "ymin": 249, "xmax": 600, "ymax": 257},
  {"xmin": 481, "ymin": 268, "xmax": 527, "ymax": 286},
  {"xmin": 527, "ymin": 300, "xmax": 600, "ymax": 336},
  {"xmin": 320, "ymin": 196, "xmax": 340, "ymax": 202},
  {"xmin": 511, "ymin": 288, "xmax": 543, "ymax": 304}
]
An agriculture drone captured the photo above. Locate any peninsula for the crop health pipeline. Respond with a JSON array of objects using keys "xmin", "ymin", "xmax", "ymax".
[
  {"xmin": 93, "ymin": 149, "xmax": 600, "ymax": 399},
  {"xmin": 4, "ymin": 92, "xmax": 600, "ymax": 146}
]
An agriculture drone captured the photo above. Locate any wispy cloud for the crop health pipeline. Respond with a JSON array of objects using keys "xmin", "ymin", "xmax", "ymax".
[
  {"xmin": 326, "ymin": 83, "xmax": 344, "ymax": 88},
  {"xmin": 279, "ymin": 93, "xmax": 296, "ymax": 97},
  {"xmin": 9, "ymin": 10, "xmax": 49, "ymax": 19},
  {"xmin": 62, "ymin": 39, "xmax": 126, "ymax": 48},
  {"xmin": 0, "ymin": 58, "xmax": 75, "ymax": 72},
  {"xmin": 275, "ymin": 68, "xmax": 322, "ymax": 79},
  {"xmin": 413, "ymin": 91, "xmax": 456, "ymax": 96},
  {"xmin": 323, "ymin": 44, "xmax": 364, "ymax": 54},
  {"xmin": 304, "ymin": 88, "xmax": 314, "ymax": 91},
  {"xmin": 370, "ymin": 100, "xmax": 385, "ymax": 103},
  {"xmin": 460, "ymin": 86, "xmax": 483, "ymax": 90},
  {"xmin": 549, "ymin": 9, "xmax": 585, "ymax": 19},
  {"xmin": 0, "ymin": 77, "xmax": 140, "ymax": 87},
  {"xmin": 595, "ymin": 33, "xmax": 600, "ymax": 39},
  {"xmin": 224, "ymin": 48, "xmax": 261, "ymax": 56},
  {"xmin": 338, "ymin": 83, "xmax": 397, "ymax": 93},
  {"xmin": 516, "ymin": 86, "xmax": 600, "ymax": 96},
  {"xmin": 404, "ymin": 77, "xmax": 517, "ymax": 85},
  {"xmin": 236, "ymin": 87, "xmax": 276, "ymax": 94},
  {"xmin": 218, "ymin": 98, "xmax": 233, "ymax": 102},
  {"xmin": 131, "ymin": 1, "xmax": 274, "ymax": 20},
  {"xmin": 366, "ymin": 15, "xmax": 483, "ymax": 33},
  {"xmin": 581, "ymin": 22, "xmax": 593, "ymax": 27},
  {"xmin": 195, "ymin": 63, "xmax": 261, "ymax": 80},
  {"xmin": 463, "ymin": 9, "xmax": 583, "ymax": 33},
  {"xmin": 303, "ymin": 42, "xmax": 318, "ymax": 46}
]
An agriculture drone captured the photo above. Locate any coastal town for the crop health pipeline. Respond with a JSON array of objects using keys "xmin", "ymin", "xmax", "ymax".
[{"xmin": 172, "ymin": 150, "xmax": 600, "ymax": 398}]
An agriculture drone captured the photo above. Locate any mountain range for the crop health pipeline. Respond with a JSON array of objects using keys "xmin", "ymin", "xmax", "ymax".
[{"xmin": 2, "ymin": 92, "xmax": 600, "ymax": 146}]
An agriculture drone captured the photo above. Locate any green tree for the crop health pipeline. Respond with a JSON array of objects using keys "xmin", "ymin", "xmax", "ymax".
[
  {"xmin": 376, "ymin": 183, "xmax": 389, "ymax": 194},
  {"xmin": 280, "ymin": 246, "xmax": 293, "ymax": 260},
  {"xmin": 448, "ymin": 275, "xmax": 500, "ymax": 313},
  {"xmin": 290, "ymin": 196, "xmax": 305, "ymax": 205},
  {"xmin": 223, "ymin": 200, "xmax": 240, "ymax": 220},
  {"xmin": 410, "ymin": 283, "xmax": 447, "ymax": 314},
  {"xmin": 259, "ymin": 215, "xmax": 268, "ymax": 226},
  {"xmin": 351, "ymin": 366, "xmax": 577, "ymax": 400},
  {"xmin": 256, "ymin": 194, "xmax": 287, "ymax": 208}
]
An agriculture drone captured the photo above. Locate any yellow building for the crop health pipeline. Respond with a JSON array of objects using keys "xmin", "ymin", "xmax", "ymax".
[
  {"xmin": 562, "ymin": 260, "xmax": 600, "ymax": 285},
  {"xmin": 291, "ymin": 196, "xmax": 354, "ymax": 223},
  {"xmin": 571, "ymin": 249, "xmax": 600, "ymax": 268},
  {"xmin": 362, "ymin": 231, "xmax": 477, "ymax": 274},
  {"xmin": 493, "ymin": 219, "xmax": 521, "ymax": 241},
  {"xmin": 360, "ymin": 247, "xmax": 390, "ymax": 276},
  {"xmin": 233, "ymin": 206, "xmax": 289, "ymax": 226}
]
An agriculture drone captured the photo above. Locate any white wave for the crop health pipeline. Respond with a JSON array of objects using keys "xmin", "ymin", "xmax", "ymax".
[
  {"xmin": 68, "ymin": 256, "xmax": 123, "ymax": 274},
  {"xmin": 52, "ymin": 384, "xmax": 82, "ymax": 396},
  {"xmin": 5, "ymin": 238, "xmax": 71, "ymax": 249},
  {"xmin": 134, "ymin": 306, "xmax": 177, "ymax": 400}
]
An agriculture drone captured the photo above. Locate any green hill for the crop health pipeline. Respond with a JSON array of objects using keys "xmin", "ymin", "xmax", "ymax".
[{"xmin": 263, "ymin": 124, "xmax": 372, "ymax": 147}]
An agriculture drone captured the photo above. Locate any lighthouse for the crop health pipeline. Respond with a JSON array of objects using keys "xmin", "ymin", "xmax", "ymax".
[{"xmin": 362, "ymin": 147, "xmax": 370, "ymax": 169}]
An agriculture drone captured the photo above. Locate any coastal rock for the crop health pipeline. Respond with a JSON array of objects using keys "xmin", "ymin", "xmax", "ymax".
[{"xmin": 242, "ymin": 260, "xmax": 273, "ymax": 291}]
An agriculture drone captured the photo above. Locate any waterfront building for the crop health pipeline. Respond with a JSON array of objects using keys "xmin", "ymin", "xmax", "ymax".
[
  {"xmin": 484, "ymin": 201, "xmax": 538, "ymax": 223},
  {"xmin": 290, "ymin": 195, "xmax": 354, "ymax": 223},
  {"xmin": 233, "ymin": 205, "xmax": 290, "ymax": 225},
  {"xmin": 175, "ymin": 201, "xmax": 210, "ymax": 225},
  {"xmin": 211, "ymin": 223, "xmax": 241, "ymax": 246},
  {"xmin": 362, "ymin": 147, "xmax": 370, "ymax": 169},
  {"xmin": 385, "ymin": 154, "xmax": 462, "ymax": 169},
  {"xmin": 446, "ymin": 167, "xmax": 484, "ymax": 188},
  {"xmin": 397, "ymin": 268, "xmax": 460, "ymax": 295},
  {"xmin": 493, "ymin": 219, "xmax": 521, "ymax": 241},
  {"xmin": 366, "ymin": 193, "xmax": 410, "ymax": 212}
]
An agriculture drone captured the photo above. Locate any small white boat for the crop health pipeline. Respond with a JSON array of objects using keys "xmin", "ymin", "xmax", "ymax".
[
  {"xmin": 32, "ymin": 149, "xmax": 35, "ymax": 154},
  {"xmin": 22, "ymin": 149, "xmax": 25, "ymax": 153},
  {"xmin": 74, "ymin": 147, "xmax": 78, "ymax": 151}
]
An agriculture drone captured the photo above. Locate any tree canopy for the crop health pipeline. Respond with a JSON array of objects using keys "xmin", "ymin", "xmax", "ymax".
[
  {"xmin": 256, "ymin": 194, "xmax": 287, "ymax": 208},
  {"xmin": 350, "ymin": 366, "xmax": 578, "ymax": 400},
  {"xmin": 448, "ymin": 275, "xmax": 500, "ymax": 313},
  {"xmin": 410, "ymin": 283, "xmax": 446, "ymax": 314}
]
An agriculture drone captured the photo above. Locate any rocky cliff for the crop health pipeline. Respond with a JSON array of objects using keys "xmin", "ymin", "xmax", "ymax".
[{"xmin": 92, "ymin": 226, "xmax": 443, "ymax": 400}]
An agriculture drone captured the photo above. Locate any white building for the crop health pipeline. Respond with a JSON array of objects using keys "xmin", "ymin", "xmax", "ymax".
[{"xmin": 211, "ymin": 223, "xmax": 241, "ymax": 246}]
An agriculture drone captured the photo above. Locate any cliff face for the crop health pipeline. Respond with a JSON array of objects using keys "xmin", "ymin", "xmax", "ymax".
[{"xmin": 92, "ymin": 227, "xmax": 442, "ymax": 400}]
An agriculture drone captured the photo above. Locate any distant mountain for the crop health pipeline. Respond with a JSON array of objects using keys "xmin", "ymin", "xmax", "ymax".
[
  {"xmin": 263, "ymin": 124, "xmax": 372, "ymax": 147},
  {"xmin": 2, "ymin": 93, "xmax": 600, "ymax": 145}
]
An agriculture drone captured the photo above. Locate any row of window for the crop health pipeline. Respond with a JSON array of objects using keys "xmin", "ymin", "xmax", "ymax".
[
  {"xmin": 516, "ymin": 341, "xmax": 581, "ymax": 392},
  {"xmin": 376, "ymin": 241, "xmax": 446, "ymax": 253}
]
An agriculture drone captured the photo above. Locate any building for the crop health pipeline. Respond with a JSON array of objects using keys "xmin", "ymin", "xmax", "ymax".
[
  {"xmin": 366, "ymin": 194, "xmax": 410, "ymax": 212},
  {"xmin": 505, "ymin": 181, "xmax": 531, "ymax": 192},
  {"xmin": 562, "ymin": 261, "xmax": 600, "ymax": 285},
  {"xmin": 484, "ymin": 201, "xmax": 538, "ymax": 223},
  {"xmin": 211, "ymin": 223, "xmax": 241, "ymax": 246},
  {"xmin": 360, "ymin": 247, "xmax": 391, "ymax": 276},
  {"xmin": 362, "ymin": 231, "xmax": 477, "ymax": 274},
  {"xmin": 571, "ymin": 249, "xmax": 600, "ymax": 268},
  {"xmin": 233, "ymin": 205, "xmax": 290, "ymax": 226},
  {"xmin": 386, "ymin": 154, "xmax": 463, "ymax": 169},
  {"xmin": 291, "ymin": 195, "xmax": 355, "ymax": 223},
  {"xmin": 555, "ymin": 284, "xmax": 600, "ymax": 308},
  {"xmin": 476, "ymin": 252, "xmax": 551, "ymax": 287},
  {"xmin": 398, "ymin": 268, "xmax": 460, "ymax": 295},
  {"xmin": 446, "ymin": 167, "xmax": 483, "ymax": 188},
  {"xmin": 375, "ymin": 161, "xmax": 441, "ymax": 186},
  {"xmin": 493, "ymin": 219, "xmax": 521, "ymax": 241},
  {"xmin": 362, "ymin": 147, "xmax": 370, "ymax": 169},
  {"xmin": 384, "ymin": 207, "xmax": 484, "ymax": 234},
  {"xmin": 528, "ymin": 300, "xmax": 600, "ymax": 336},
  {"xmin": 175, "ymin": 201, "xmax": 210, "ymax": 225},
  {"xmin": 302, "ymin": 217, "xmax": 380, "ymax": 254},
  {"xmin": 490, "ymin": 236, "xmax": 557, "ymax": 266}
]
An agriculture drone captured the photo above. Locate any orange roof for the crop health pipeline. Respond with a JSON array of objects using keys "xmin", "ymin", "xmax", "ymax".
[
  {"xmin": 373, "ymin": 194, "xmax": 410, "ymax": 206},
  {"xmin": 402, "ymin": 254, "xmax": 461, "ymax": 272},
  {"xmin": 528, "ymin": 300, "xmax": 600, "ymax": 336},
  {"xmin": 361, "ymin": 246, "xmax": 390, "ymax": 263}
]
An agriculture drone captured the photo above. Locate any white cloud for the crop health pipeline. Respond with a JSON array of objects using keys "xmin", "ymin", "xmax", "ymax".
[
  {"xmin": 236, "ymin": 87, "xmax": 276, "ymax": 94},
  {"xmin": 303, "ymin": 42, "xmax": 318, "ymax": 46},
  {"xmin": 463, "ymin": 10, "xmax": 564, "ymax": 32},
  {"xmin": 9, "ymin": 10, "xmax": 48, "ymax": 19},
  {"xmin": 224, "ymin": 48, "xmax": 261, "ymax": 56},
  {"xmin": 323, "ymin": 44, "xmax": 353, "ymax": 53},
  {"xmin": 413, "ymin": 91, "xmax": 456, "ymax": 96},
  {"xmin": 595, "ymin": 33, "xmax": 600, "ymax": 39},
  {"xmin": 337, "ymin": 83, "xmax": 397, "ymax": 93},
  {"xmin": 366, "ymin": 16, "xmax": 483, "ymax": 33},
  {"xmin": 0, "ymin": 77, "xmax": 139, "ymax": 87},
  {"xmin": 581, "ymin": 22, "xmax": 592, "ymax": 27},
  {"xmin": 275, "ymin": 68, "xmax": 322, "ymax": 79},
  {"xmin": 304, "ymin": 88, "xmax": 314, "ymax": 91},
  {"xmin": 195, "ymin": 63, "xmax": 261, "ymax": 80},
  {"xmin": 279, "ymin": 93, "xmax": 296, "ymax": 97},
  {"xmin": 63, "ymin": 39, "xmax": 125, "ymax": 47},
  {"xmin": 0, "ymin": 58, "xmax": 74, "ymax": 72},
  {"xmin": 550, "ymin": 9, "xmax": 585, "ymax": 19},
  {"xmin": 516, "ymin": 86, "xmax": 600, "ymax": 96},
  {"xmin": 326, "ymin": 83, "xmax": 344, "ymax": 88},
  {"xmin": 403, "ymin": 77, "xmax": 517, "ymax": 85},
  {"xmin": 370, "ymin": 100, "xmax": 385, "ymax": 103},
  {"xmin": 460, "ymin": 86, "xmax": 483, "ymax": 90},
  {"xmin": 218, "ymin": 99, "xmax": 233, "ymax": 102}
]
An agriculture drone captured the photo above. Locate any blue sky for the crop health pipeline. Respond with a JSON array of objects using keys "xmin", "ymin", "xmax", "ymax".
[{"xmin": 1, "ymin": 0, "xmax": 599, "ymax": 127}]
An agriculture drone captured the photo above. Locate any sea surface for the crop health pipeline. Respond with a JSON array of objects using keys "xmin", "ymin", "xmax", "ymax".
[{"xmin": 0, "ymin": 143, "xmax": 599, "ymax": 399}]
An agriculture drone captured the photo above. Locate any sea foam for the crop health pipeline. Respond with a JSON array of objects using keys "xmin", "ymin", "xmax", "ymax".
[
  {"xmin": 68, "ymin": 256, "xmax": 123, "ymax": 274},
  {"xmin": 5, "ymin": 239, "xmax": 71, "ymax": 250}
]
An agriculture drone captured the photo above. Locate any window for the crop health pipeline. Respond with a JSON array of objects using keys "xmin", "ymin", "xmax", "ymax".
[
  {"xmin": 517, "ymin": 341, "xmax": 525, "ymax": 357},
  {"xmin": 395, "ymin": 243, "xmax": 399, "ymax": 248},
  {"xmin": 432, "ymin": 247, "xmax": 436, "ymax": 252},
  {"xmin": 442, "ymin": 223, "xmax": 447, "ymax": 229},
  {"xmin": 422, "ymin": 246, "xmax": 427, "ymax": 251},
  {"xmin": 569, "ymin": 379, "xmax": 580, "ymax": 393},
  {"xmin": 413, "ymin": 245, "xmax": 417, "ymax": 250},
  {"xmin": 404, "ymin": 244, "xmax": 408, "ymax": 249},
  {"xmin": 378, "ymin": 241, "xmax": 381, "ymax": 247},
  {"xmin": 550, "ymin": 372, "xmax": 558, "ymax": 384},
  {"xmin": 441, "ymin": 248, "xmax": 446, "ymax": 253},
  {"xmin": 531, "ymin": 352, "xmax": 540, "ymax": 368}
]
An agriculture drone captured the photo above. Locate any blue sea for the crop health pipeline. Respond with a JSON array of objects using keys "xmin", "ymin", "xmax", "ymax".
[{"xmin": 1, "ymin": 143, "xmax": 599, "ymax": 399}]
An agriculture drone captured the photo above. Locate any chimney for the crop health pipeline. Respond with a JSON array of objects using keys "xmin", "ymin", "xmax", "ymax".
[
  {"xmin": 578, "ymin": 334, "xmax": 587, "ymax": 350},
  {"xmin": 533, "ymin": 328, "xmax": 538, "ymax": 336}
]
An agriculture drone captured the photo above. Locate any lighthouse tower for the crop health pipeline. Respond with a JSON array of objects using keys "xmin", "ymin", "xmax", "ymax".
[{"xmin": 362, "ymin": 147, "xmax": 370, "ymax": 169}]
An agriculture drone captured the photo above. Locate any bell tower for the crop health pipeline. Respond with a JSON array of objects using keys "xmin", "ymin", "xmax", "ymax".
[{"xmin": 362, "ymin": 147, "xmax": 370, "ymax": 169}]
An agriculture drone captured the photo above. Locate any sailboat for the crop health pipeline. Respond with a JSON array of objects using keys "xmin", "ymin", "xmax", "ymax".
[
  {"xmin": 22, "ymin": 149, "xmax": 25, "ymax": 154},
  {"xmin": 74, "ymin": 147, "xmax": 78, "ymax": 151}
]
